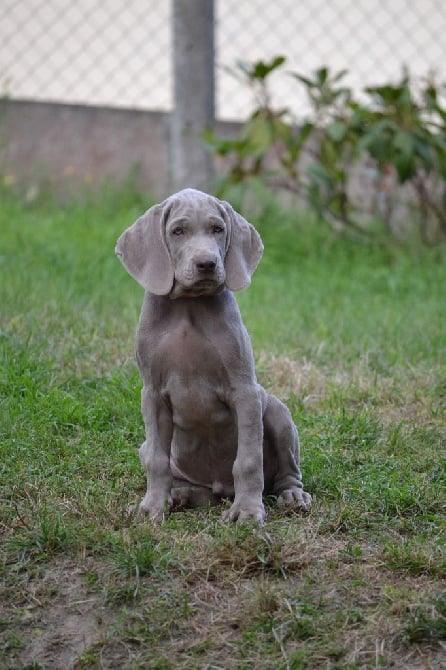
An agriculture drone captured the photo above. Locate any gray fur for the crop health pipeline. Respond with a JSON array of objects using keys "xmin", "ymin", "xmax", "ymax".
[{"xmin": 116, "ymin": 188, "xmax": 311, "ymax": 522}]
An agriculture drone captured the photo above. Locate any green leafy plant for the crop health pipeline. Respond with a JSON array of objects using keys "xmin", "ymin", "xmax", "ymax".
[
  {"xmin": 357, "ymin": 75, "xmax": 446, "ymax": 242},
  {"xmin": 206, "ymin": 58, "xmax": 446, "ymax": 243}
]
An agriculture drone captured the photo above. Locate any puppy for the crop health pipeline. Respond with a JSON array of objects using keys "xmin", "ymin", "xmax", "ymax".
[{"xmin": 116, "ymin": 188, "xmax": 311, "ymax": 522}]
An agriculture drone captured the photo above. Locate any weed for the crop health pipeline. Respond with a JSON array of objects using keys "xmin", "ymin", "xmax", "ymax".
[
  {"xmin": 382, "ymin": 538, "xmax": 446, "ymax": 577},
  {"xmin": 404, "ymin": 595, "xmax": 446, "ymax": 645}
]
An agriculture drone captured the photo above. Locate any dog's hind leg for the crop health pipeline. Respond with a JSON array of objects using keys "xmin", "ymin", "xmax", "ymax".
[{"xmin": 263, "ymin": 394, "xmax": 312, "ymax": 509}]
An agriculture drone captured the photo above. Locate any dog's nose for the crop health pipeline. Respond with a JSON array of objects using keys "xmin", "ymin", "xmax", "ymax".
[{"xmin": 196, "ymin": 257, "xmax": 217, "ymax": 273}]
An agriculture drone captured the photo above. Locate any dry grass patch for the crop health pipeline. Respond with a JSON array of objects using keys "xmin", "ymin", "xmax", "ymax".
[
  {"xmin": 258, "ymin": 352, "xmax": 445, "ymax": 429},
  {"xmin": 5, "ymin": 514, "xmax": 442, "ymax": 669}
]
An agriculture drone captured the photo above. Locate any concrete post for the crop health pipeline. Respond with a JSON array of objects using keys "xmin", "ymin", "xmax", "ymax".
[{"xmin": 170, "ymin": 0, "xmax": 215, "ymax": 193}]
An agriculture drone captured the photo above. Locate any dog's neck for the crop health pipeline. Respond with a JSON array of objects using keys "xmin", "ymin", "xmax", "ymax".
[{"xmin": 147, "ymin": 288, "xmax": 235, "ymax": 318}]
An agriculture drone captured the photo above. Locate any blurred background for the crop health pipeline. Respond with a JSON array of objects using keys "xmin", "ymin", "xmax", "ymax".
[
  {"xmin": 1, "ymin": 0, "xmax": 445, "ymax": 199},
  {"xmin": 3, "ymin": 0, "xmax": 445, "ymax": 119}
]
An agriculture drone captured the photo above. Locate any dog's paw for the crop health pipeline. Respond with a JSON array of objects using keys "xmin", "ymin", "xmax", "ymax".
[
  {"xmin": 138, "ymin": 496, "xmax": 171, "ymax": 523},
  {"xmin": 277, "ymin": 487, "xmax": 312, "ymax": 510},
  {"xmin": 221, "ymin": 498, "xmax": 265, "ymax": 524}
]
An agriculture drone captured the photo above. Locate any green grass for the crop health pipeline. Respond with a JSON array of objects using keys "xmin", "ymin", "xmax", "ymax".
[{"xmin": 1, "ymin": 185, "xmax": 445, "ymax": 669}]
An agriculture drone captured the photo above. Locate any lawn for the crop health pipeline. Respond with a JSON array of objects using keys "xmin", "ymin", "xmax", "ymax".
[{"xmin": 1, "ymin": 185, "xmax": 445, "ymax": 669}]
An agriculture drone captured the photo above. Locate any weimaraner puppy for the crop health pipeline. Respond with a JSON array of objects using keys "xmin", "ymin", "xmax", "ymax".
[{"xmin": 116, "ymin": 188, "xmax": 311, "ymax": 523}]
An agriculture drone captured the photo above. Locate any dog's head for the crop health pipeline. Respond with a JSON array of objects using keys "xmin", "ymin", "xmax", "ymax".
[{"xmin": 115, "ymin": 189, "xmax": 263, "ymax": 298}]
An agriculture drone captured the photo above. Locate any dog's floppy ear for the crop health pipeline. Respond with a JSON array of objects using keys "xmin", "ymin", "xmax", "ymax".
[
  {"xmin": 220, "ymin": 202, "xmax": 264, "ymax": 291},
  {"xmin": 115, "ymin": 203, "xmax": 174, "ymax": 295}
]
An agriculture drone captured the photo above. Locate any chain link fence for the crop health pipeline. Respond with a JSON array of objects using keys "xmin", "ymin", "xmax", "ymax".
[
  {"xmin": 1, "ymin": 0, "xmax": 171, "ymax": 112},
  {"xmin": 2, "ymin": 0, "xmax": 446, "ymax": 121}
]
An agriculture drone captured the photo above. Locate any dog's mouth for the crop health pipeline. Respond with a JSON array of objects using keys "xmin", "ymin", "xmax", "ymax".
[{"xmin": 171, "ymin": 278, "xmax": 224, "ymax": 299}]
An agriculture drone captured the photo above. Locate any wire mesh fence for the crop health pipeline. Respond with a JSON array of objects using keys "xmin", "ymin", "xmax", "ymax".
[
  {"xmin": 2, "ymin": 0, "xmax": 446, "ymax": 120},
  {"xmin": 216, "ymin": 0, "xmax": 446, "ymax": 120},
  {"xmin": 1, "ymin": 0, "xmax": 171, "ymax": 112}
]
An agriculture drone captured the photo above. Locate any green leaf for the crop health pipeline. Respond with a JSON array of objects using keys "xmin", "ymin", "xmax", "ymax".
[
  {"xmin": 289, "ymin": 72, "xmax": 315, "ymax": 88},
  {"xmin": 270, "ymin": 55, "xmax": 286, "ymax": 71},
  {"xmin": 332, "ymin": 69, "xmax": 348, "ymax": 83},
  {"xmin": 274, "ymin": 118, "xmax": 293, "ymax": 143},
  {"xmin": 327, "ymin": 121, "xmax": 348, "ymax": 143},
  {"xmin": 414, "ymin": 137, "xmax": 431, "ymax": 161},
  {"xmin": 393, "ymin": 131, "xmax": 415, "ymax": 156},
  {"xmin": 438, "ymin": 156, "xmax": 446, "ymax": 179},
  {"xmin": 316, "ymin": 67, "xmax": 328, "ymax": 85},
  {"xmin": 243, "ymin": 115, "xmax": 274, "ymax": 156},
  {"xmin": 394, "ymin": 153, "xmax": 416, "ymax": 182},
  {"xmin": 299, "ymin": 120, "xmax": 315, "ymax": 143},
  {"xmin": 320, "ymin": 139, "xmax": 339, "ymax": 171},
  {"xmin": 250, "ymin": 56, "xmax": 286, "ymax": 80},
  {"xmin": 366, "ymin": 83, "xmax": 406, "ymax": 107},
  {"xmin": 202, "ymin": 129, "xmax": 238, "ymax": 156},
  {"xmin": 306, "ymin": 163, "xmax": 333, "ymax": 189},
  {"xmin": 358, "ymin": 119, "xmax": 396, "ymax": 164}
]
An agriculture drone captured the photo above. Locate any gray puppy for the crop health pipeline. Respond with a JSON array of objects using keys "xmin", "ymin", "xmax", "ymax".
[{"xmin": 116, "ymin": 188, "xmax": 311, "ymax": 523}]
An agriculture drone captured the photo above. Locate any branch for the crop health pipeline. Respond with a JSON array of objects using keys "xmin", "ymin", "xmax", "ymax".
[{"xmin": 412, "ymin": 174, "xmax": 446, "ymax": 233}]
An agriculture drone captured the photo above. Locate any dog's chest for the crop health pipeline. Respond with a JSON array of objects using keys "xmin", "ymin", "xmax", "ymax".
[
  {"xmin": 155, "ymin": 315, "xmax": 231, "ymax": 400},
  {"xmin": 169, "ymin": 317, "xmax": 205, "ymax": 356},
  {"xmin": 150, "ymin": 315, "xmax": 234, "ymax": 427}
]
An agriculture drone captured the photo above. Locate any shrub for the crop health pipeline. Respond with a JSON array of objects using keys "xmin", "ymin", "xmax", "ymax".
[{"xmin": 206, "ymin": 57, "xmax": 446, "ymax": 244}]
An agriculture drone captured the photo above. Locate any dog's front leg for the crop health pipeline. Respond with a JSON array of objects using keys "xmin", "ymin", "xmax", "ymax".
[
  {"xmin": 138, "ymin": 387, "xmax": 173, "ymax": 522},
  {"xmin": 222, "ymin": 386, "xmax": 265, "ymax": 524}
]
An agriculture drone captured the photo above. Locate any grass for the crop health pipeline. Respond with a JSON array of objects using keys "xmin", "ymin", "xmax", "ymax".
[{"xmin": 1, "ymin": 184, "xmax": 445, "ymax": 669}]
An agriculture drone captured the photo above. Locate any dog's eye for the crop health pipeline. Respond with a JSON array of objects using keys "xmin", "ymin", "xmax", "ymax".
[
  {"xmin": 172, "ymin": 226, "xmax": 185, "ymax": 236},
  {"xmin": 213, "ymin": 225, "xmax": 225, "ymax": 234}
]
